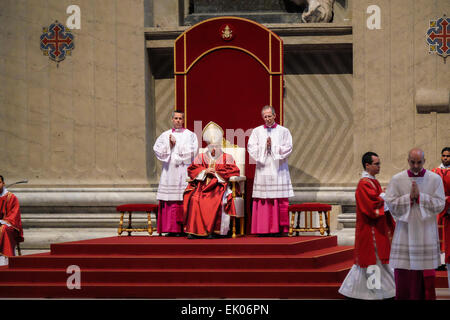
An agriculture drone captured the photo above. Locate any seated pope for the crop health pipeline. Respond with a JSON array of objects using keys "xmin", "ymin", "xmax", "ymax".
[{"xmin": 183, "ymin": 125, "xmax": 240, "ymax": 239}]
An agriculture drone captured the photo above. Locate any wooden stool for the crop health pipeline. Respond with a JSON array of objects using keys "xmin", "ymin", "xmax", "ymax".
[
  {"xmin": 116, "ymin": 204, "xmax": 158, "ymax": 236},
  {"xmin": 288, "ymin": 203, "xmax": 332, "ymax": 236}
]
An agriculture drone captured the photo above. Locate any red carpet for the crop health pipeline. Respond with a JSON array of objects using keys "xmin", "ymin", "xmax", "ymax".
[{"xmin": 0, "ymin": 235, "xmax": 447, "ymax": 299}]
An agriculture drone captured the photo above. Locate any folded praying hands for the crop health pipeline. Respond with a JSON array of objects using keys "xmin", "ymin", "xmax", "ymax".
[{"xmin": 410, "ymin": 181, "xmax": 419, "ymax": 201}]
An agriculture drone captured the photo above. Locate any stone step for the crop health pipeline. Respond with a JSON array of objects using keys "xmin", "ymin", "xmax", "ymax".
[
  {"xmin": 337, "ymin": 213, "xmax": 356, "ymax": 228},
  {"xmin": 341, "ymin": 205, "xmax": 356, "ymax": 214},
  {"xmin": 21, "ymin": 206, "xmax": 119, "ymax": 213},
  {"xmin": 21, "ymin": 212, "xmax": 154, "ymax": 228}
]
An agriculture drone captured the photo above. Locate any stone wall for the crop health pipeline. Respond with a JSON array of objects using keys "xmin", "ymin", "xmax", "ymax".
[
  {"xmin": 0, "ymin": 0, "xmax": 148, "ymax": 188},
  {"xmin": 0, "ymin": 0, "xmax": 150, "ymax": 253},
  {"xmin": 352, "ymin": 0, "xmax": 450, "ymax": 186}
]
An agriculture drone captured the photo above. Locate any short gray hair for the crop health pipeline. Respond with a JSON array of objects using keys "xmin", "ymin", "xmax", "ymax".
[
  {"xmin": 171, "ymin": 110, "xmax": 184, "ymax": 118},
  {"xmin": 261, "ymin": 105, "xmax": 276, "ymax": 116}
]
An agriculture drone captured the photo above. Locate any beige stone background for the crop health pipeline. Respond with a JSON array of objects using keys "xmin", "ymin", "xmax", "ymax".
[
  {"xmin": 353, "ymin": 0, "xmax": 450, "ymax": 186},
  {"xmin": 0, "ymin": 0, "xmax": 148, "ymax": 187},
  {"xmin": 1, "ymin": 0, "xmax": 448, "ymax": 189},
  {"xmin": 0, "ymin": 0, "xmax": 449, "ymax": 251}
]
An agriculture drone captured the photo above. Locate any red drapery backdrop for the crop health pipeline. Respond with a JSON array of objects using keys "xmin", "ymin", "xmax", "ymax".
[{"xmin": 174, "ymin": 17, "xmax": 284, "ymax": 233}]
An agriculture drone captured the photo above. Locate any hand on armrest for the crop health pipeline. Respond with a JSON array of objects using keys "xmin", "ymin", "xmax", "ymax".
[{"xmin": 229, "ymin": 176, "xmax": 246, "ymax": 182}]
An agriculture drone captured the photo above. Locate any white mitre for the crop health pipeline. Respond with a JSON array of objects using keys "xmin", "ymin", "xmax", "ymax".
[{"xmin": 202, "ymin": 122, "xmax": 224, "ymax": 146}]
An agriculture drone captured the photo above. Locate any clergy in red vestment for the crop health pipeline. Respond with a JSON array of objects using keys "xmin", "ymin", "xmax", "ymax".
[
  {"xmin": 183, "ymin": 126, "xmax": 240, "ymax": 239},
  {"xmin": 432, "ymin": 147, "xmax": 450, "ymax": 281},
  {"xmin": 339, "ymin": 152, "xmax": 396, "ymax": 299},
  {"xmin": 0, "ymin": 175, "xmax": 24, "ymax": 266}
]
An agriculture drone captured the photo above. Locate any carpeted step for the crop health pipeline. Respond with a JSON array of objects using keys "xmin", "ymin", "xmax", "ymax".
[
  {"xmin": 8, "ymin": 247, "xmax": 354, "ymax": 270},
  {"xmin": 436, "ymin": 271, "xmax": 449, "ymax": 288},
  {"xmin": 0, "ymin": 266, "xmax": 352, "ymax": 284},
  {"xmin": 2, "ymin": 234, "xmax": 448, "ymax": 299},
  {"xmin": 49, "ymin": 236, "xmax": 338, "ymax": 256},
  {"xmin": 0, "ymin": 282, "xmax": 346, "ymax": 299}
]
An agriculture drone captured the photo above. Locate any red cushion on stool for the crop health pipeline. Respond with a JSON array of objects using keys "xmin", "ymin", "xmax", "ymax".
[
  {"xmin": 116, "ymin": 204, "xmax": 159, "ymax": 212},
  {"xmin": 289, "ymin": 203, "xmax": 332, "ymax": 212}
]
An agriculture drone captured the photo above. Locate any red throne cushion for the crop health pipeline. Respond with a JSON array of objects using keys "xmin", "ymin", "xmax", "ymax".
[
  {"xmin": 289, "ymin": 203, "xmax": 332, "ymax": 212},
  {"xmin": 116, "ymin": 204, "xmax": 159, "ymax": 212}
]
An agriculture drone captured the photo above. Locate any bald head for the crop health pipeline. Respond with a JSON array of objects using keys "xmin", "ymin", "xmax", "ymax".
[
  {"xmin": 409, "ymin": 148, "xmax": 424, "ymax": 159},
  {"xmin": 408, "ymin": 148, "xmax": 426, "ymax": 173}
]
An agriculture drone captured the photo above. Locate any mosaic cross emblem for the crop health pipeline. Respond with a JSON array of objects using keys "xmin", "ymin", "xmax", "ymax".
[
  {"xmin": 40, "ymin": 21, "xmax": 75, "ymax": 64},
  {"xmin": 426, "ymin": 16, "xmax": 450, "ymax": 59}
]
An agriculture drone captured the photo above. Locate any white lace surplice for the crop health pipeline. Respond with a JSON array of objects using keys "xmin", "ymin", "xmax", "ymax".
[
  {"xmin": 385, "ymin": 170, "xmax": 445, "ymax": 270},
  {"xmin": 153, "ymin": 129, "xmax": 198, "ymax": 201},
  {"xmin": 247, "ymin": 125, "xmax": 294, "ymax": 199}
]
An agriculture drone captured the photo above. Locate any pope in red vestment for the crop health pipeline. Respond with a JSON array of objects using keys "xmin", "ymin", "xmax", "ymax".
[
  {"xmin": 432, "ymin": 148, "xmax": 450, "ymax": 266},
  {"xmin": 183, "ymin": 145, "xmax": 240, "ymax": 238},
  {"xmin": 0, "ymin": 178, "xmax": 24, "ymax": 260}
]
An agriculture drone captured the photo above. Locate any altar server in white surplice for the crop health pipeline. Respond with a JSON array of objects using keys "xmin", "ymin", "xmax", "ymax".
[
  {"xmin": 248, "ymin": 105, "xmax": 294, "ymax": 236},
  {"xmin": 385, "ymin": 148, "xmax": 445, "ymax": 300},
  {"xmin": 153, "ymin": 111, "xmax": 198, "ymax": 236}
]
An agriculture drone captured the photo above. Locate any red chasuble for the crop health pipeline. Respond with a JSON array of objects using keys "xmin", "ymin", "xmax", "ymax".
[
  {"xmin": 432, "ymin": 167, "xmax": 450, "ymax": 263},
  {"xmin": 0, "ymin": 192, "xmax": 24, "ymax": 257},
  {"xmin": 183, "ymin": 152, "xmax": 240, "ymax": 236},
  {"xmin": 354, "ymin": 178, "xmax": 396, "ymax": 268}
]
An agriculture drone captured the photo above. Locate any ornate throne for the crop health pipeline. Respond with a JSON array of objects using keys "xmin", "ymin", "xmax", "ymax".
[{"xmin": 174, "ymin": 16, "xmax": 285, "ymax": 234}]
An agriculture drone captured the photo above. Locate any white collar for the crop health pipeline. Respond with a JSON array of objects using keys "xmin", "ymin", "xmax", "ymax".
[
  {"xmin": 0, "ymin": 188, "xmax": 8, "ymax": 197},
  {"xmin": 361, "ymin": 171, "xmax": 376, "ymax": 179},
  {"xmin": 439, "ymin": 163, "xmax": 450, "ymax": 169}
]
